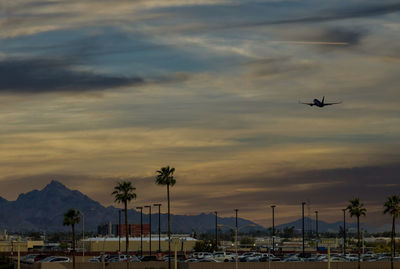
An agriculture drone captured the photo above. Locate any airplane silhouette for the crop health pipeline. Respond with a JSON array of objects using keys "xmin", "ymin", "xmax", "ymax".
[{"xmin": 299, "ymin": 96, "xmax": 342, "ymax": 107}]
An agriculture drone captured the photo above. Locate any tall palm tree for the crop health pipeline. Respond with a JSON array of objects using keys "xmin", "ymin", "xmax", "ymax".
[
  {"xmin": 155, "ymin": 166, "xmax": 176, "ymax": 269},
  {"xmin": 384, "ymin": 195, "xmax": 400, "ymax": 269},
  {"xmin": 347, "ymin": 197, "xmax": 366, "ymax": 269},
  {"xmin": 112, "ymin": 181, "xmax": 136, "ymax": 262},
  {"xmin": 63, "ymin": 208, "xmax": 81, "ymax": 269}
]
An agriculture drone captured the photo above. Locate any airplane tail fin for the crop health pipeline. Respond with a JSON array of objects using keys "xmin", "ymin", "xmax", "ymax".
[{"xmin": 322, "ymin": 96, "xmax": 325, "ymax": 104}]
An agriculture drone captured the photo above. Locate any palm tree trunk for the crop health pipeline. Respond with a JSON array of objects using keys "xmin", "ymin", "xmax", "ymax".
[
  {"xmin": 357, "ymin": 215, "xmax": 360, "ymax": 269},
  {"xmin": 391, "ymin": 216, "xmax": 395, "ymax": 269},
  {"xmin": 125, "ymin": 201, "xmax": 129, "ymax": 269},
  {"xmin": 167, "ymin": 183, "xmax": 171, "ymax": 269},
  {"xmin": 72, "ymin": 224, "xmax": 75, "ymax": 269}
]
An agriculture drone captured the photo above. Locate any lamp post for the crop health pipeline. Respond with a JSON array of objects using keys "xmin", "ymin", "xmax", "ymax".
[
  {"xmin": 302, "ymin": 202, "xmax": 306, "ymax": 257},
  {"xmin": 145, "ymin": 205, "xmax": 152, "ymax": 256},
  {"xmin": 136, "ymin": 207, "xmax": 143, "ymax": 257},
  {"xmin": 234, "ymin": 209, "xmax": 238, "ymax": 269},
  {"xmin": 315, "ymin": 210, "xmax": 319, "ymax": 252},
  {"xmin": 342, "ymin": 208, "xmax": 346, "ymax": 255},
  {"xmin": 81, "ymin": 212, "xmax": 85, "ymax": 258},
  {"xmin": 270, "ymin": 205, "xmax": 276, "ymax": 252},
  {"xmin": 218, "ymin": 222, "xmax": 255, "ymax": 269},
  {"xmin": 215, "ymin": 211, "xmax": 218, "ymax": 251},
  {"xmin": 153, "ymin": 203, "xmax": 162, "ymax": 252}
]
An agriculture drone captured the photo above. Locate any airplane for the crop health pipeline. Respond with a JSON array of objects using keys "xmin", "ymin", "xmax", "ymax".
[{"xmin": 299, "ymin": 96, "xmax": 342, "ymax": 107}]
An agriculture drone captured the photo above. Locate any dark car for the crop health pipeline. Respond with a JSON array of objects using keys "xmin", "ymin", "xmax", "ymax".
[
  {"xmin": 140, "ymin": 255, "xmax": 160, "ymax": 262},
  {"xmin": 34, "ymin": 254, "xmax": 51, "ymax": 262}
]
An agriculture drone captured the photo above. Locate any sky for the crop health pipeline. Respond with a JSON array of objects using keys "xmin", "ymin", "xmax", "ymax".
[{"xmin": 0, "ymin": 0, "xmax": 400, "ymax": 229}]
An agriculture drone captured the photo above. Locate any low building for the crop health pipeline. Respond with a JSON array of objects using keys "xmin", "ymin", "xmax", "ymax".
[{"xmin": 82, "ymin": 235, "xmax": 197, "ymax": 252}]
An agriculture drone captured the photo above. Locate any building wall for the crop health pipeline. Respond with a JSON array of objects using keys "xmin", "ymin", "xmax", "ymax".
[{"xmin": 84, "ymin": 239, "xmax": 195, "ymax": 252}]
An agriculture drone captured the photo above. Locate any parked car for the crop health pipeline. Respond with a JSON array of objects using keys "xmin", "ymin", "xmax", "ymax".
[
  {"xmin": 88, "ymin": 258, "xmax": 101, "ymax": 262},
  {"xmin": 213, "ymin": 252, "xmax": 234, "ymax": 262},
  {"xmin": 38, "ymin": 256, "xmax": 70, "ymax": 263},
  {"xmin": 33, "ymin": 254, "xmax": 51, "ymax": 263},
  {"xmin": 140, "ymin": 255, "xmax": 159, "ymax": 261},
  {"xmin": 21, "ymin": 254, "xmax": 40, "ymax": 264},
  {"xmin": 129, "ymin": 256, "xmax": 141, "ymax": 262},
  {"xmin": 184, "ymin": 259, "xmax": 199, "ymax": 263},
  {"xmin": 197, "ymin": 258, "xmax": 221, "ymax": 262}
]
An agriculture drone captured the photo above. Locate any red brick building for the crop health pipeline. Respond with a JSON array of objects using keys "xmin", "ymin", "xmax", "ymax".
[{"xmin": 118, "ymin": 224, "xmax": 150, "ymax": 237}]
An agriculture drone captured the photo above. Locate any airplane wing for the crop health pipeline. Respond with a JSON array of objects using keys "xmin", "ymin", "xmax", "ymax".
[
  {"xmin": 323, "ymin": 101, "xmax": 342, "ymax": 105},
  {"xmin": 298, "ymin": 101, "xmax": 314, "ymax": 106}
]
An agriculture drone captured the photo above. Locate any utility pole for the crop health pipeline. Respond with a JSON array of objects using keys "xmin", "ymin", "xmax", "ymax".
[
  {"xmin": 234, "ymin": 209, "xmax": 238, "ymax": 269},
  {"xmin": 145, "ymin": 205, "xmax": 152, "ymax": 256},
  {"xmin": 136, "ymin": 207, "xmax": 143, "ymax": 257},
  {"xmin": 343, "ymin": 208, "xmax": 346, "ymax": 255},
  {"xmin": 315, "ymin": 210, "xmax": 319, "ymax": 252},
  {"xmin": 215, "ymin": 211, "xmax": 218, "ymax": 251},
  {"xmin": 153, "ymin": 204, "xmax": 162, "ymax": 252},
  {"xmin": 302, "ymin": 202, "xmax": 306, "ymax": 257},
  {"xmin": 118, "ymin": 209, "xmax": 121, "ymax": 253},
  {"xmin": 271, "ymin": 205, "xmax": 276, "ymax": 252}
]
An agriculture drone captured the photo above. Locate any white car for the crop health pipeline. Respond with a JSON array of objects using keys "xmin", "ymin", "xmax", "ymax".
[
  {"xmin": 38, "ymin": 256, "xmax": 70, "ymax": 263},
  {"xmin": 213, "ymin": 252, "xmax": 234, "ymax": 262}
]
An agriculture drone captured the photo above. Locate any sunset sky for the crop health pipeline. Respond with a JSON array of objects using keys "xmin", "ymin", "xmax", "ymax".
[{"xmin": 1, "ymin": 0, "xmax": 400, "ymax": 228}]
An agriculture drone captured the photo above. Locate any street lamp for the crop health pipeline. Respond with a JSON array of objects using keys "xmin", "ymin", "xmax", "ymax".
[
  {"xmin": 145, "ymin": 205, "xmax": 152, "ymax": 256},
  {"xmin": 302, "ymin": 202, "xmax": 306, "ymax": 257},
  {"xmin": 342, "ymin": 208, "xmax": 346, "ymax": 255},
  {"xmin": 136, "ymin": 207, "xmax": 143, "ymax": 257},
  {"xmin": 215, "ymin": 211, "xmax": 218, "ymax": 251},
  {"xmin": 218, "ymin": 222, "xmax": 256, "ymax": 269},
  {"xmin": 153, "ymin": 203, "xmax": 162, "ymax": 252},
  {"xmin": 270, "ymin": 205, "xmax": 276, "ymax": 252},
  {"xmin": 315, "ymin": 210, "xmax": 319, "ymax": 252}
]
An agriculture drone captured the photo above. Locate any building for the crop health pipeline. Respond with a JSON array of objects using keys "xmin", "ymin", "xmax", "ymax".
[
  {"xmin": 82, "ymin": 235, "xmax": 197, "ymax": 252},
  {"xmin": 97, "ymin": 223, "xmax": 150, "ymax": 238}
]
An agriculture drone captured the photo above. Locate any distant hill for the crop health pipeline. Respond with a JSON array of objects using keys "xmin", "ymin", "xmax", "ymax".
[
  {"xmin": 275, "ymin": 217, "xmax": 367, "ymax": 233},
  {"xmin": 0, "ymin": 180, "xmax": 388, "ymax": 234},
  {"xmin": 0, "ymin": 180, "xmax": 263, "ymax": 233}
]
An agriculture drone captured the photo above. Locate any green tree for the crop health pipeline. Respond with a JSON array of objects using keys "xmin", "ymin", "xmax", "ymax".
[
  {"xmin": 240, "ymin": 237, "xmax": 255, "ymax": 247},
  {"xmin": 347, "ymin": 197, "xmax": 366, "ymax": 269},
  {"xmin": 63, "ymin": 208, "xmax": 80, "ymax": 269},
  {"xmin": 384, "ymin": 195, "xmax": 400, "ymax": 269},
  {"xmin": 112, "ymin": 181, "xmax": 136, "ymax": 263},
  {"xmin": 155, "ymin": 166, "xmax": 176, "ymax": 269}
]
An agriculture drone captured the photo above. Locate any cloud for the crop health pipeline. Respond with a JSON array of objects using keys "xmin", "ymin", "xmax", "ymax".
[
  {"xmin": 0, "ymin": 58, "xmax": 187, "ymax": 93},
  {"xmin": 234, "ymin": 2, "xmax": 400, "ymax": 28}
]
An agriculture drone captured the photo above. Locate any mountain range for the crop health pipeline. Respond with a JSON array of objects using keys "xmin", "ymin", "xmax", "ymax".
[{"xmin": 0, "ymin": 180, "xmax": 386, "ymax": 234}]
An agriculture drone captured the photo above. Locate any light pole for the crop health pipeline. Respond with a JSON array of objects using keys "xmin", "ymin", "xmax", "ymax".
[
  {"xmin": 234, "ymin": 209, "xmax": 238, "ymax": 269},
  {"xmin": 153, "ymin": 203, "xmax": 162, "ymax": 252},
  {"xmin": 302, "ymin": 202, "xmax": 306, "ymax": 257},
  {"xmin": 145, "ymin": 205, "xmax": 152, "ymax": 256},
  {"xmin": 136, "ymin": 207, "xmax": 143, "ymax": 257},
  {"xmin": 271, "ymin": 205, "xmax": 276, "ymax": 252},
  {"xmin": 215, "ymin": 211, "xmax": 218, "ymax": 251},
  {"xmin": 315, "ymin": 210, "xmax": 319, "ymax": 252},
  {"xmin": 342, "ymin": 208, "xmax": 346, "ymax": 255},
  {"xmin": 218, "ymin": 222, "xmax": 255, "ymax": 269}
]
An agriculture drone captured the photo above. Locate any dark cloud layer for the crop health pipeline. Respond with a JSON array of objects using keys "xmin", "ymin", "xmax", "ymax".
[
  {"xmin": 0, "ymin": 58, "xmax": 146, "ymax": 93},
  {"xmin": 238, "ymin": 3, "xmax": 400, "ymax": 28}
]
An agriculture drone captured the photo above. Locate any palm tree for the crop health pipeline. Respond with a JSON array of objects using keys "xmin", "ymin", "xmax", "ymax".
[
  {"xmin": 112, "ymin": 181, "xmax": 136, "ymax": 261},
  {"xmin": 155, "ymin": 166, "xmax": 176, "ymax": 269},
  {"xmin": 346, "ymin": 197, "xmax": 366, "ymax": 269},
  {"xmin": 384, "ymin": 195, "xmax": 400, "ymax": 269},
  {"xmin": 63, "ymin": 208, "xmax": 81, "ymax": 269}
]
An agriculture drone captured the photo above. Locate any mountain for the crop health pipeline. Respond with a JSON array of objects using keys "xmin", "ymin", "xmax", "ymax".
[
  {"xmin": 275, "ymin": 217, "xmax": 369, "ymax": 233},
  {"xmin": 0, "ymin": 180, "xmax": 264, "ymax": 233}
]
